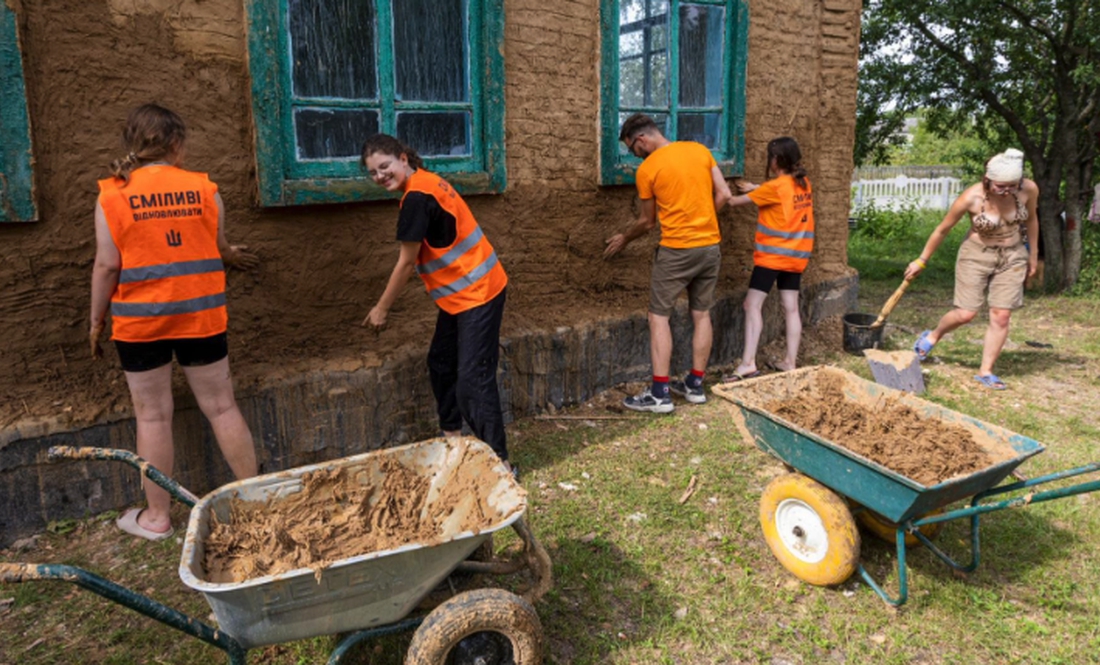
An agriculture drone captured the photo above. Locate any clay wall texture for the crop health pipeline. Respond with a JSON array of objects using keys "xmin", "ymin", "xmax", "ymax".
[{"xmin": 0, "ymin": 0, "xmax": 860, "ymax": 435}]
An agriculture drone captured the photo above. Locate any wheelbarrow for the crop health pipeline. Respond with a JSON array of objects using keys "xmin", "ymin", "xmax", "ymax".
[
  {"xmin": 712, "ymin": 366, "xmax": 1100, "ymax": 606},
  {"xmin": 0, "ymin": 437, "xmax": 552, "ymax": 663}
]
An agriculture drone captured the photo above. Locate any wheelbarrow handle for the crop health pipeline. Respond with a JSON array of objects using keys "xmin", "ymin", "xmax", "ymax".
[{"xmin": 47, "ymin": 446, "xmax": 199, "ymax": 508}]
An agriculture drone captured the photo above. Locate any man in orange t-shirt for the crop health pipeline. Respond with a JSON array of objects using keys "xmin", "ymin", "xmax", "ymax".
[{"xmin": 604, "ymin": 113, "xmax": 733, "ymax": 413}]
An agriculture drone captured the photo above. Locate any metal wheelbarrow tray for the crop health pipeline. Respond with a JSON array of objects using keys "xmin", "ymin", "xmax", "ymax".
[
  {"xmin": 713, "ymin": 366, "xmax": 1100, "ymax": 606},
  {"xmin": 180, "ymin": 437, "xmax": 526, "ymax": 648}
]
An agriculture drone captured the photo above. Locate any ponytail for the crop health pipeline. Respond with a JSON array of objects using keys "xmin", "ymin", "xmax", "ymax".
[
  {"xmin": 765, "ymin": 136, "xmax": 808, "ymax": 190},
  {"xmin": 360, "ymin": 134, "xmax": 424, "ymax": 171},
  {"xmin": 110, "ymin": 104, "xmax": 187, "ymax": 185}
]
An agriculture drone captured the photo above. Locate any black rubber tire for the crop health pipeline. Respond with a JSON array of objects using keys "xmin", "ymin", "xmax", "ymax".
[{"xmin": 405, "ymin": 588, "xmax": 543, "ymax": 665}]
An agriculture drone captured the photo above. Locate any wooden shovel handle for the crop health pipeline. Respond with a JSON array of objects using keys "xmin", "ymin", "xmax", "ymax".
[{"xmin": 870, "ymin": 277, "xmax": 912, "ymax": 328}]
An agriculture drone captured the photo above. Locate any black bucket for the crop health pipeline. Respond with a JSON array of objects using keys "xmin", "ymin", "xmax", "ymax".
[{"xmin": 842, "ymin": 313, "xmax": 884, "ymax": 354}]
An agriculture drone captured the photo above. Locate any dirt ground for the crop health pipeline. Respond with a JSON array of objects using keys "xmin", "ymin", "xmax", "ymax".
[{"xmin": 203, "ymin": 438, "xmax": 521, "ymax": 584}]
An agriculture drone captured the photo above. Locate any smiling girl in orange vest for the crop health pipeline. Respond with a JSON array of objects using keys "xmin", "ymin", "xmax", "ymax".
[
  {"xmin": 90, "ymin": 104, "xmax": 259, "ymax": 540},
  {"xmin": 722, "ymin": 137, "xmax": 814, "ymax": 381},
  {"xmin": 361, "ymin": 134, "xmax": 512, "ymax": 472}
]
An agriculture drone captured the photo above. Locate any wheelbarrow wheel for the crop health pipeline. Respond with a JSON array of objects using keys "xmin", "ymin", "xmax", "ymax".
[
  {"xmin": 759, "ymin": 473, "xmax": 860, "ymax": 586},
  {"xmin": 856, "ymin": 508, "xmax": 944, "ymax": 547},
  {"xmin": 405, "ymin": 588, "xmax": 543, "ymax": 665}
]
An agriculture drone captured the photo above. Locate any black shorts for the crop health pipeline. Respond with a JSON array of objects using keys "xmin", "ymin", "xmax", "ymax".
[
  {"xmin": 749, "ymin": 266, "xmax": 802, "ymax": 293},
  {"xmin": 114, "ymin": 332, "xmax": 229, "ymax": 373}
]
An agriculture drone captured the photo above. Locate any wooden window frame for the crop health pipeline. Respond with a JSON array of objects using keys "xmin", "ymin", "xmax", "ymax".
[
  {"xmin": 245, "ymin": 0, "xmax": 506, "ymax": 206},
  {"xmin": 599, "ymin": 0, "xmax": 749, "ymax": 186}
]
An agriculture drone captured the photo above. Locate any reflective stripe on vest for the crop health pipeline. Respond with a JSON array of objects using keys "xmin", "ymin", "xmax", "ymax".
[
  {"xmin": 118, "ymin": 258, "xmax": 225, "ymax": 284},
  {"xmin": 427, "ymin": 251, "xmax": 500, "ymax": 301},
  {"xmin": 755, "ymin": 224, "xmax": 815, "ymax": 242},
  {"xmin": 417, "ymin": 226, "xmax": 485, "ymax": 276},
  {"xmin": 111, "ymin": 292, "xmax": 227, "ymax": 317},
  {"xmin": 754, "ymin": 243, "xmax": 812, "ymax": 260}
]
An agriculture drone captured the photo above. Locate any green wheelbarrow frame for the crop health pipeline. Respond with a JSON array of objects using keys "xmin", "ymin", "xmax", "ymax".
[
  {"xmin": 1, "ymin": 446, "xmax": 552, "ymax": 663},
  {"xmin": 716, "ymin": 366, "xmax": 1100, "ymax": 606}
]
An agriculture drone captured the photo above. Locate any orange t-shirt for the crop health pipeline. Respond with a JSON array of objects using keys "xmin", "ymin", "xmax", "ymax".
[{"xmin": 635, "ymin": 142, "xmax": 721, "ymax": 249}]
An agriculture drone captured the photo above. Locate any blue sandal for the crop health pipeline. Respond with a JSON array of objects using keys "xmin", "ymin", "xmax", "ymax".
[
  {"xmin": 974, "ymin": 374, "xmax": 1007, "ymax": 390},
  {"xmin": 913, "ymin": 330, "xmax": 936, "ymax": 361}
]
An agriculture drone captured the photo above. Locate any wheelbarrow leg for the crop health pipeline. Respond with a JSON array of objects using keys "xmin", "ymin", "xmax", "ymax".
[
  {"xmin": 1, "ymin": 563, "xmax": 247, "ymax": 664},
  {"xmin": 856, "ymin": 527, "xmax": 910, "ymax": 607}
]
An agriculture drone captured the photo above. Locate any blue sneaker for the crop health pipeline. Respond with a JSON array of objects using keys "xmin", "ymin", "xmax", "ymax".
[
  {"xmin": 623, "ymin": 388, "xmax": 674, "ymax": 414},
  {"xmin": 669, "ymin": 379, "xmax": 706, "ymax": 404}
]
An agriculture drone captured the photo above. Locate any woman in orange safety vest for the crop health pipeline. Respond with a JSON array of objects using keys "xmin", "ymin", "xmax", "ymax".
[
  {"xmin": 360, "ymin": 134, "xmax": 512, "ymax": 474},
  {"xmin": 722, "ymin": 136, "xmax": 815, "ymax": 381},
  {"xmin": 89, "ymin": 104, "xmax": 259, "ymax": 540}
]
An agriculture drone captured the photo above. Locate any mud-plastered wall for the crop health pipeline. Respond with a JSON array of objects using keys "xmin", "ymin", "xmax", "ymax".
[{"xmin": 0, "ymin": 0, "xmax": 861, "ymax": 542}]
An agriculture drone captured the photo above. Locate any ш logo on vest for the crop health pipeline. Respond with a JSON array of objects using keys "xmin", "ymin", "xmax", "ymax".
[{"xmin": 166, "ymin": 230, "xmax": 183, "ymax": 247}]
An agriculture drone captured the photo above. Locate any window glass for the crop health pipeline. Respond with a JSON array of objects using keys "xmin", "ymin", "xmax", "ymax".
[
  {"xmin": 677, "ymin": 112, "xmax": 721, "ymax": 149},
  {"xmin": 288, "ymin": 0, "xmax": 377, "ymax": 99},
  {"xmin": 679, "ymin": 4, "xmax": 725, "ymax": 108},
  {"xmin": 393, "ymin": 0, "xmax": 468, "ymax": 102},
  {"xmin": 618, "ymin": 0, "xmax": 670, "ymax": 109},
  {"xmin": 294, "ymin": 108, "xmax": 380, "ymax": 160},
  {"xmin": 397, "ymin": 112, "xmax": 471, "ymax": 156}
]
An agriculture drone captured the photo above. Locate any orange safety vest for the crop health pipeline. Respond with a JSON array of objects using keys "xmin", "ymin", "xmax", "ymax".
[
  {"xmin": 98, "ymin": 165, "xmax": 227, "ymax": 342},
  {"xmin": 753, "ymin": 176, "xmax": 815, "ymax": 273},
  {"xmin": 403, "ymin": 170, "xmax": 508, "ymax": 315}
]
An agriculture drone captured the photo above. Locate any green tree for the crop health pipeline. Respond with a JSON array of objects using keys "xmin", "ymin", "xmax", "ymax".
[{"xmin": 856, "ymin": 0, "xmax": 1100, "ymax": 290}]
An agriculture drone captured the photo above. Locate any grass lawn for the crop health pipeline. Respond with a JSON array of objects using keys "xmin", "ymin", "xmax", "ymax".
[{"xmin": 3, "ymin": 214, "xmax": 1099, "ymax": 664}]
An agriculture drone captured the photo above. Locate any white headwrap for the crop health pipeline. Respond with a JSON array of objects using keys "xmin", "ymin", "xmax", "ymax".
[{"xmin": 985, "ymin": 148, "xmax": 1025, "ymax": 182}]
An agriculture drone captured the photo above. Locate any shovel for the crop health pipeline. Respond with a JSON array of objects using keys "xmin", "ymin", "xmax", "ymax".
[
  {"xmin": 862, "ymin": 276, "xmax": 923, "ymax": 393},
  {"xmin": 869, "ymin": 276, "xmax": 912, "ymax": 328}
]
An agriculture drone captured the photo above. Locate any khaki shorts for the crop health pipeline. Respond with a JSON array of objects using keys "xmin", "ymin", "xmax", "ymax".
[
  {"xmin": 649, "ymin": 244, "xmax": 721, "ymax": 317},
  {"xmin": 954, "ymin": 236, "xmax": 1028, "ymax": 311}
]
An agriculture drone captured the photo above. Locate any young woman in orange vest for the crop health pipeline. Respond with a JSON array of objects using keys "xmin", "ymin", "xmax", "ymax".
[
  {"xmin": 722, "ymin": 137, "xmax": 815, "ymax": 381},
  {"xmin": 360, "ymin": 134, "xmax": 512, "ymax": 473},
  {"xmin": 89, "ymin": 104, "xmax": 259, "ymax": 540}
]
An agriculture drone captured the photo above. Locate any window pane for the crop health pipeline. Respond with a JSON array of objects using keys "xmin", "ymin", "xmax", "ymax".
[
  {"xmin": 393, "ymin": 0, "xmax": 468, "ymax": 102},
  {"xmin": 294, "ymin": 108, "xmax": 379, "ymax": 160},
  {"xmin": 397, "ymin": 112, "xmax": 470, "ymax": 156},
  {"xmin": 677, "ymin": 112, "xmax": 721, "ymax": 149},
  {"xmin": 679, "ymin": 4, "xmax": 725, "ymax": 108},
  {"xmin": 619, "ymin": 0, "xmax": 670, "ymax": 109},
  {"xmin": 288, "ymin": 0, "xmax": 377, "ymax": 100}
]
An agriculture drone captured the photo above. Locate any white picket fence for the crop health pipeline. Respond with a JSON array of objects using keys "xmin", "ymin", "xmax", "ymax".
[{"xmin": 851, "ymin": 174, "xmax": 963, "ymax": 211}]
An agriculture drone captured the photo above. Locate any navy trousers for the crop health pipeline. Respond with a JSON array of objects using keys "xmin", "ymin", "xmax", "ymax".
[{"xmin": 427, "ymin": 288, "xmax": 508, "ymax": 460}]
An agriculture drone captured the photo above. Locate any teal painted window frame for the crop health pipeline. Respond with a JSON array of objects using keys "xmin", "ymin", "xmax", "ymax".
[
  {"xmin": 0, "ymin": 5, "xmax": 36, "ymax": 222},
  {"xmin": 246, "ymin": 0, "xmax": 506, "ymax": 207},
  {"xmin": 600, "ymin": 0, "xmax": 748, "ymax": 186}
]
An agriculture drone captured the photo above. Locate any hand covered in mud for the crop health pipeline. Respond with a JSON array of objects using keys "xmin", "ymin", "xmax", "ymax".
[
  {"xmin": 223, "ymin": 245, "xmax": 259, "ymax": 271},
  {"xmin": 89, "ymin": 321, "xmax": 105, "ymax": 360},
  {"xmin": 363, "ymin": 305, "xmax": 388, "ymax": 329},
  {"xmin": 735, "ymin": 179, "xmax": 757, "ymax": 193},
  {"xmin": 604, "ymin": 233, "xmax": 627, "ymax": 258}
]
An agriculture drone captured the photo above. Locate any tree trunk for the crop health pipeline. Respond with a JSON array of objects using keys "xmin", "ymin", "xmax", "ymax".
[{"xmin": 1036, "ymin": 178, "xmax": 1065, "ymax": 292}]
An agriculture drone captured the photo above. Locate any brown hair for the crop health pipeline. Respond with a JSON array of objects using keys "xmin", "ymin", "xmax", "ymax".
[
  {"xmin": 110, "ymin": 104, "xmax": 187, "ymax": 184},
  {"xmin": 619, "ymin": 113, "xmax": 660, "ymax": 143},
  {"xmin": 360, "ymin": 133, "xmax": 424, "ymax": 170},
  {"xmin": 765, "ymin": 136, "xmax": 808, "ymax": 190}
]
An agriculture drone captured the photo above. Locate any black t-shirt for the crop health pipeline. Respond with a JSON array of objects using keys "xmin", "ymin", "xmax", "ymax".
[{"xmin": 396, "ymin": 191, "xmax": 457, "ymax": 248}]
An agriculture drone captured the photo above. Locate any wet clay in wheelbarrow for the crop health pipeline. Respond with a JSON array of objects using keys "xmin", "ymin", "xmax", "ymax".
[
  {"xmin": 202, "ymin": 438, "xmax": 521, "ymax": 584},
  {"xmin": 763, "ymin": 371, "xmax": 1014, "ymax": 486}
]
